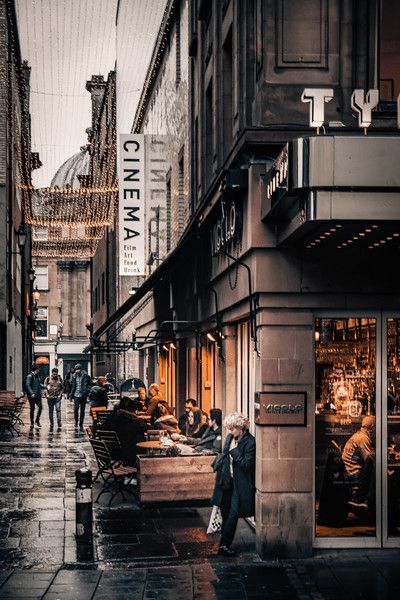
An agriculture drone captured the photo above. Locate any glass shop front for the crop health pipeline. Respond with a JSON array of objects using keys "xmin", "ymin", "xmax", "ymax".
[{"xmin": 314, "ymin": 314, "xmax": 400, "ymax": 547}]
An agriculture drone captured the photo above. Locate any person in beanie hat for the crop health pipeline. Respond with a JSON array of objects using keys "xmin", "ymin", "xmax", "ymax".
[
  {"xmin": 44, "ymin": 367, "xmax": 64, "ymax": 431},
  {"xmin": 69, "ymin": 363, "xmax": 92, "ymax": 431}
]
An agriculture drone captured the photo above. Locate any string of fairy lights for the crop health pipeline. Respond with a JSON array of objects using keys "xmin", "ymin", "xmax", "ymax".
[{"xmin": 6, "ymin": 0, "xmax": 171, "ymax": 258}]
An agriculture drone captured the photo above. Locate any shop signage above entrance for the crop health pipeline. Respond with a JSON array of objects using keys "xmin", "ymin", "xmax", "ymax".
[
  {"xmin": 254, "ymin": 391, "xmax": 307, "ymax": 426},
  {"xmin": 265, "ymin": 145, "xmax": 288, "ymax": 205},
  {"xmin": 211, "ymin": 199, "xmax": 242, "ymax": 256},
  {"xmin": 301, "ymin": 88, "xmax": 400, "ymax": 131}
]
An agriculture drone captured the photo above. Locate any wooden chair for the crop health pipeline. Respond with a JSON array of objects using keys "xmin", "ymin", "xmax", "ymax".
[
  {"xmin": 0, "ymin": 392, "xmax": 26, "ymax": 435},
  {"xmin": 89, "ymin": 438, "xmax": 136, "ymax": 506},
  {"xmin": 96, "ymin": 410, "xmax": 113, "ymax": 427},
  {"xmin": 90, "ymin": 406, "xmax": 108, "ymax": 423},
  {"xmin": 96, "ymin": 429, "xmax": 122, "ymax": 461}
]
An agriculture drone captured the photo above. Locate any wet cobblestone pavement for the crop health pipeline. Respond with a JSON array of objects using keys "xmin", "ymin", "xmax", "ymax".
[{"xmin": 1, "ymin": 400, "xmax": 400, "ymax": 598}]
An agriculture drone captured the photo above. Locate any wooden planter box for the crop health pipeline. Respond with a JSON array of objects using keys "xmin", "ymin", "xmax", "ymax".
[{"xmin": 136, "ymin": 453, "xmax": 216, "ymax": 503}]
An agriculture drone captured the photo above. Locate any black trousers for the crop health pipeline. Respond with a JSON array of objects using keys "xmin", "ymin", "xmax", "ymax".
[
  {"xmin": 220, "ymin": 478, "xmax": 240, "ymax": 548},
  {"xmin": 73, "ymin": 396, "xmax": 87, "ymax": 427},
  {"xmin": 28, "ymin": 397, "xmax": 42, "ymax": 425}
]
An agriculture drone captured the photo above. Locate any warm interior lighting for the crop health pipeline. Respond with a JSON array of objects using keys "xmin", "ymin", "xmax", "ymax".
[
  {"xmin": 162, "ymin": 344, "xmax": 169, "ymax": 352},
  {"xmin": 170, "ymin": 342, "xmax": 177, "ymax": 350},
  {"xmin": 32, "ymin": 287, "xmax": 41, "ymax": 302},
  {"xmin": 207, "ymin": 332, "xmax": 216, "ymax": 342},
  {"xmin": 315, "ymin": 331, "xmax": 320, "ymax": 342}
]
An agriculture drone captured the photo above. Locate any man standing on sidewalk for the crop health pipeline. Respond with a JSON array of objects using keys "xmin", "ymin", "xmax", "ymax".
[
  {"xmin": 44, "ymin": 367, "xmax": 64, "ymax": 432},
  {"xmin": 70, "ymin": 364, "xmax": 92, "ymax": 431},
  {"xmin": 25, "ymin": 364, "xmax": 43, "ymax": 430}
]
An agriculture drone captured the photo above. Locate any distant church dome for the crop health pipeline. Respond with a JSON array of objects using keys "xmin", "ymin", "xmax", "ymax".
[{"xmin": 51, "ymin": 150, "xmax": 90, "ymax": 189}]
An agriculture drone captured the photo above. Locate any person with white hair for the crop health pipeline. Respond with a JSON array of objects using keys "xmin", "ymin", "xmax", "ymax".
[{"xmin": 211, "ymin": 412, "xmax": 255, "ymax": 556}]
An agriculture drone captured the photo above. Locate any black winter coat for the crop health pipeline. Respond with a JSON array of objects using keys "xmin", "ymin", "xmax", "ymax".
[
  {"xmin": 25, "ymin": 372, "xmax": 42, "ymax": 399},
  {"xmin": 211, "ymin": 431, "xmax": 256, "ymax": 517},
  {"xmin": 89, "ymin": 385, "xmax": 108, "ymax": 408},
  {"xmin": 70, "ymin": 371, "xmax": 92, "ymax": 399},
  {"xmin": 102, "ymin": 410, "xmax": 148, "ymax": 466}
]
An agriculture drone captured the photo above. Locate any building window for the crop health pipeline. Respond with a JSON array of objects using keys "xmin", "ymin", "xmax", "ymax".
[
  {"xmin": 237, "ymin": 321, "xmax": 255, "ymax": 434},
  {"xmin": 255, "ymin": 0, "xmax": 263, "ymax": 78},
  {"xmin": 101, "ymin": 273, "xmax": 105, "ymax": 305},
  {"xmin": 166, "ymin": 173, "xmax": 172, "ymax": 252},
  {"xmin": 379, "ymin": 0, "xmax": 400, "ymax": 101},
  {"xmin": 222, "ymin": 27, "xmax": 233, "ymax": 155},
  {"xmin": 178, "ymin": 148, "xmax": 185, "ymax": 236},
  {"xmin": 193, "ymin": 117, "xmax": 199, "ymax": 206},
  {"xmin": 205, "ymin": 80, "xmax": 213, "ymax": 184},
  {"xmin": 36, "ymin": 307, "xmax": 48, "ymax": 339},
  {"xmin": 176, "ymin": 0, "xmax": 181, "ymax": 86},
  {"xmin": 35, "ymin": 266, "xmax": 48, "ymax": 290}
]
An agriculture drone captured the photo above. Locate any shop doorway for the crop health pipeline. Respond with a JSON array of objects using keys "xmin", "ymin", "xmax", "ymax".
[{"xmin": 314, "ymin": 313, "xmax": 400, "ymax": 548}]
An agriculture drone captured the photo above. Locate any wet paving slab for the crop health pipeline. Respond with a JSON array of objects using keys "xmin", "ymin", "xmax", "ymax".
[{"xmin": 2, "ymin": 401, "xmax": 400, "ymax": 598}]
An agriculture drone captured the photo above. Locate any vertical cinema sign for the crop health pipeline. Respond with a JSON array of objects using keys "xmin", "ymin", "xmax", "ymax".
[{"xmin": 119, "ymin": 134, "xmax": 145, "ymax": 276}]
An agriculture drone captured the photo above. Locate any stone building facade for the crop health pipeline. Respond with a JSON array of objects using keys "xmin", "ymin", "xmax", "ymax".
[
  {"xmin": 93, "ymin": 0, "xmax": 400, "ymax": 557},
  {"xmin": 0, "ymin": 0, "xmax": 37, "ymax": 393}
]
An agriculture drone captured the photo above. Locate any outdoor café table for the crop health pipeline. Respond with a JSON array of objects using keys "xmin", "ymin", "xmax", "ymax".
[{"xmin": 136, "ymin": 440, "xmax": 172, "ymax": 454}]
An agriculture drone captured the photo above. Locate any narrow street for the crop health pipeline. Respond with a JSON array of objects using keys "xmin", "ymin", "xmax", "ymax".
[{"xmin": 1, "ymin": 403, "xmax": 400, "ymax": 599}]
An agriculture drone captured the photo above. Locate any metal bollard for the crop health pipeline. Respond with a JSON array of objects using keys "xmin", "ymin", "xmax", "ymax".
[{"xmin": 75, "ymin": 467, "xmax": 93, "ymax": 540}]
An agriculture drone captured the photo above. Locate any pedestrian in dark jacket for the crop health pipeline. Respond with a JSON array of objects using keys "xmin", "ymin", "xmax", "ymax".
[
  {"xmin": 69, "ymin": 363, "xmax": 92, "ymax": 431},
  {"xmin": 64, "ymin": 368, "xmax": 74, "ymax": 398},
  {"xmin": 25, "ymin": 364, "xmax": 43, "ymax": 429},
  {"xmin": 88, "ymin": 376, "xmax": 109, "ymax": 409},
  {"xmin": 211, "ymin": 412, "xmax": 256, "ymax": 556},
  {"xmin": 44, "ymin": 367, "xmax": 63, "ymax": 431}
]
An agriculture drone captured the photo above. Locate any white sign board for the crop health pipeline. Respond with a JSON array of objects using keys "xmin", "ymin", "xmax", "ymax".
[{"xmin": 118, "ymin": 134, "xmax": 146, "ymax": 275}]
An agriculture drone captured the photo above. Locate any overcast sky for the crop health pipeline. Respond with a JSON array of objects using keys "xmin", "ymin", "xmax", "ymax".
[{"xmin": 15, "ymin": 0, "xmax": 166, "ymax": 188}]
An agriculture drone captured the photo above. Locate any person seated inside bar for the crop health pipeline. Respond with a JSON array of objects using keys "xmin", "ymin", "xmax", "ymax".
[
  {"xmin": 152, "ymin": 401, "xmax": 180, "ymax": 433},
  {"xmin": 100, "ymin": 396, "xmax": 149, "ymax": 466},
  {"xmin": 176, "ymin": 408, "xmax": 222, "ymax": 453},
  {"xmin": 342, "ymin": 415, "xmax": 376, "ymax": 510}
]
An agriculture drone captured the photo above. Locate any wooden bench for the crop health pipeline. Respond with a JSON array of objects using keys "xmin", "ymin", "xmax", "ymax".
[{"xmin": 136, "ymin": 453, "xmax": 216, "ymax": 504}]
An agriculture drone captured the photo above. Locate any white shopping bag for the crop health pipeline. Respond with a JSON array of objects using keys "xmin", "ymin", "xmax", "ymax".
[{"xmin": 207, "ymin": 505, "xmax": 223, "ymax": 534}]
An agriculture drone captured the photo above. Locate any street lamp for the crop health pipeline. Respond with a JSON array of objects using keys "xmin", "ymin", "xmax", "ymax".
[{"xmin": 16, "ymin": 224, "xmax": 27, "ymax": 250}]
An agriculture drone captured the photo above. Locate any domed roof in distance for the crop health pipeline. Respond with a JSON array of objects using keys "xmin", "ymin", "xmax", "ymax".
[{"xmin": 51, "ymin": 150, "xmax": 90, "ymax": 189}]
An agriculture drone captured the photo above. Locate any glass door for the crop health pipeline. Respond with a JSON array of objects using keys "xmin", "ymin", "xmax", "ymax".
[
  {"xmin": 314, "ymin": 313, "xmax": 400, "ymax": 548},
  {"xmin": 383, "ymin": 316, "xmax": 400, "ymax": 545}
]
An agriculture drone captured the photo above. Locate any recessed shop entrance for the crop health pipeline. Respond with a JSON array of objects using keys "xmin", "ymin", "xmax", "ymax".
[{"xmin": 314, "ymin": 313, "xmax": 400, "ymax": 548}]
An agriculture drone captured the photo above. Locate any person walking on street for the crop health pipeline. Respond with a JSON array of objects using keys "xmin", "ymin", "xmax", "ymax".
[
  {"xmin": 211, "ymin": 412, "xmax": 256, "ymax": 556},
  {"xmin": 44, "ymin": 367, "xmax": 63, "ymax": 431},
  {"xmin": 63, "ymin": 368, "xmax": 74, "ymax": 399},
  {"xmin": 25, "ymin": 364, "xmax": 43, "ymax": 430},
  {"xmin": 70, "ymin": 363, "xmax": 92, "ymax": 431}
]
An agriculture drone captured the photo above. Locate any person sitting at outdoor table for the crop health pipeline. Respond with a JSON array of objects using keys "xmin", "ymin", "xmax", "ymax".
[
  {"xmin": 182, "ymin": 407, "xmax": 204, "ymax": 438},
  {"xmin": 152, "ymin": 401, "xmax": 180, "ymax": 433},
  {"xmin": 177, "ymin": 408, "xmax": 222, "ymax": 452},
  {"xmin": 178, "ymin": 398, "xmax": 200, "ymax": 432},
  {"xmin": 146, "ymin": 383, "xmax": 164, "ymax": 420},
  {"xmin": 101, "ymin": 396, "xmax": 149, "ymax": 466},
  {"xmin": 88, "ymin": 376, "xmax": 109, "ymax": 408},
  {"xmin": 135, "ymin": 386, "xmax": 149, "ymax": 411}
]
